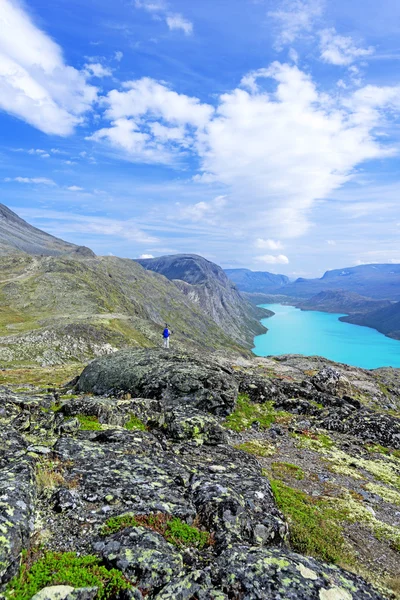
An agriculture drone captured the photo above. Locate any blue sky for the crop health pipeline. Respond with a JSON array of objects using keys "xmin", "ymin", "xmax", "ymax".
[{"xmin": 1, "ymin": 0, "xmax": 400, "ymax": 277}]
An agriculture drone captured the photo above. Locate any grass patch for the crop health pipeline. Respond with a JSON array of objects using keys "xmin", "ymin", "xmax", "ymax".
[
  {"xmin": 270, "ymin": 479, "xmax": 352, "ymax": 564},
  {"xmin": 271, "ymin": 462, "xmax": 305, "ymax": 481},
  {"xmin": 293, "ymin": 431, "xmax": 334, "ymax": 452},
  {"xmin": 365, "ymin": 444, "xmax": 400, "ymax": 460},
  {"xmin": 235, "ymin": 439, "xmax": 275, "ymax": 457},
  {"xmin": 77, "ymin": 415, "xmax": 102, "ymax": 431},
  {"xmin": 6, "ymin": 551, "xmax": 131, "ymax": 600},
  {"xmin": 0, "ymin": 364, "xmax": 83, "ymax": 387},
  {"xmin": 100, "ymin": 513, "xmax": 213, "ymax": 550},
  {"xmin": 223, "ymin": 394, "xmax": 292, "ymax": 432},
  {"xmin": 125, "ymin": 414, "xmax": 146, "ymax": 431},
  {"xmin": 35, "ymin": 459, "xmax": 66, "ymax": 493}
]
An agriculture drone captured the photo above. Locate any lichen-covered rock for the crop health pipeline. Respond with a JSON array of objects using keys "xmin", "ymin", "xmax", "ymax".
[
  {"xmin": 95, "ymin": 527, "xmax": 183, "ymax": 593},
  {"xmin": 214, "ymin": 545, "xmax": 386, "ymax": 599},
  {"xmin": 30, "ymin": 585, "xmax": 75, "ymax": 600},
  {"xmin": 310, "ymin": 367, "xmax": 351, "ymax": 397},
  {"xmin": 0, "ymin": 459, "xmax": 36, "ymax": 585},
  {"xmin": 238, "ymin": 374, "xmax": 284, "ymax": 404},
  {"xmin": 77, "ymin": 349, "xmax": 238, "ymax": 416},
  {"xmin": 153, "ymin": 408, "xmax": 227, "ymax": 445},
  {"xmin": 154, "ymin": 570, "xmax": 226, "ymax": 599}
]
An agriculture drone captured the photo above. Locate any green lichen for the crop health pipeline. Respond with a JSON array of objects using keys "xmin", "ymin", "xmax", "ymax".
[
  {"xmin": 5, "ymin": 551, "xmax": 131, "ymax": 600},
  {"xmin": 77, "ymin": 415, "xmax": 102, "ymax": 431},
  {"xmin": 100, "ymin": 513, "xmax": 212, "ymax": 550},
  {"xmin": 235, "ymin": 440, "xmax": 276, "ymax": 457},
  {"xmin": 293, "ymin": 432, "xmax": 334, "ymax": 452},
  {"xmin": 124, "ymin": 414, "xmax": 146, "ymax": 431},
  {"xmin": 365, "ymin": 482, "xmax": 400, "ymax": 506},
  {"xmin": 271, "ymin": 462, "xmax": 305, "ymax": 481},
  {"xmin": 223, "ymin": 394, "xmax": 292, "ymax": 432}
]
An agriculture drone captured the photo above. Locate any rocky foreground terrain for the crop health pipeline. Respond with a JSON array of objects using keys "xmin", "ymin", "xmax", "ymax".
[{"xmin": 1, "ymin": 350, "xmax": 399, "ymax": 599}]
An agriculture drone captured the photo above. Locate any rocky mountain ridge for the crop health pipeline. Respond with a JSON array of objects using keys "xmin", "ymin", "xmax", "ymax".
[
  {"xmin": 341, "ymin": 301, "xmax": 400, "ymax": 340},
  {"xmin": 224, "ymin": 268, "xmax": 290, "ymax": 293},
  {"xmin": 1, "ymin": 350, "xmax": 399, "ymax": 599}
]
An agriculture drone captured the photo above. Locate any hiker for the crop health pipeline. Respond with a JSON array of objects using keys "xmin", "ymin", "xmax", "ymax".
[{"xmin": 163, "ymin": 324, "xmax": 171, "ymax": 348}]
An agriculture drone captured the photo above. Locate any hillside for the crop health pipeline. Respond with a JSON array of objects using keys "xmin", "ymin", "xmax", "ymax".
[
  {"xmin": 136, "ymin": 254, "xmax": 267, "ymax": 347},
  {"xmin": 225, "ymin": 268, "xmax": 290, "ymax": 293},
  {"xmin": 0, "ymin": 203, "xmax": 94, "ymax": 257},
  {"xmin": 296, "ymin": 290, "xmax": 392, "ymax": 314},
  {"xmin": 341, "ymin": 301, "xmax": 400, "ymax": 340},
  {"xmin": 0, "ymin": 253, "xmax": 256, "ymax": 366},
  {"xmin": 281, "ymin": 264, "xmax": 400, "ymax": 300}
]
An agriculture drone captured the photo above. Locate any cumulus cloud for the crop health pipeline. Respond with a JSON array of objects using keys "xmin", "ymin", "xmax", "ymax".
[
  {"xmin": 255, "ymin": 254, "xmax": 290, "ymax": 264},
  {"xmin": 268, "ymin": 0, "xmax": 324, "ymax": 47},
  {"xmin": 176, "ymin": 195, "xmax": 227, "ymax": 224},
  {"xmin": 139, "ymin": 253, "xmax": 154, "ymax": 258},
  {"xmin": 84, "ymin": 62, "xmax": 112, "ymax": 78},
  {"xmin": 4, "ymin": 176, "xmax": 56, "ymax": 185},
  {"xmin": 166, "ymin": 14, "xmax": 193, "ymax": 35},
  {"xmin": 0, "ymin": 0, "xmax": 97, "ymax": 135},
  {"xmin": 255, "ymin": 239, "xmax": 283, "ymax": 250},
  {"xmin": 135, "ymin": 0, "xmax": 193, "ymax": 36},
  {"xmin": 67, "ymin": 185, "xmax": 83, "ymax": 191},
  {"xmin": 90, "ymin": 62, "xmax": 400, "ymax": 238},
  {"xmin": 319, "ymin": 29, "xmax": 374, "ymax": 66}
]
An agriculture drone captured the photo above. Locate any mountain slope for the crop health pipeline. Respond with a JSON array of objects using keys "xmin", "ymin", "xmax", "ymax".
[
  {"xmin": 0, "ymin": 254, "xmax": 252, "ymax": 366},
  {"xmin": 280, "ymin": 264, "xmax": 400, "ymax": 300},
  {"xmin": 296, "ymin": 290, "xmax": 392, "ymax": 314},
  {"xmin": 225, "ymin": 268, "xmax": 290, "ymax": 293},
  {"xmin": 341, "ymin": 301, "xmax": 400, "ymax": 340},
  {"xmin": 0, "ymin": 203, "xmax": 94, "ymax": 257},
  {"xmin": 136, "ymin": 254, "xmax": 267, "ymax": 347}
]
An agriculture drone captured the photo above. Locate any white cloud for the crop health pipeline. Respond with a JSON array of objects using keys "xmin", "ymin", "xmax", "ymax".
[
  {"xmin": 114, "ymin": 51, "xmax": 123, "ymax": 62},
  {"xmin": 91, "ymin": 62, "xmax": 400, "ymax": 239},
  {"xmin": 89, "ymin": 78, "xmax": 213, "ymax": 163},
  {"xmin": 176, "ymin": 195, "xmax": 227, "ymax": 224},
  {"xmin": 166, "ymin": 14, "xmax": 193, "ymax": 35},
  {"xmin": 268, "ymin": 0, "xmax": 324, "ymax": 47},
  {"xmin": 0, "ymin": 0, "xmax": 97, "ymax": 135},
  {"xmin": 135, "ymin": 0, "xmax": 193, "ymax": 36},
  {"xmin": 139, "ymin": 253, "xmax": 154, "ymax": 259},
  {"xmin": 4, "ymin": 176, "xmax": 56, "ymax": 185},
  {"xmin": 255, "ymin": 254, "xmax": 290, "ymax": 264},
  {"xmin": 67, "ymin": 185, "xmax": 83, "ymax": 191},
  {"xmin": 319, "ymin": 29, "xmax": 374, "ymax": 66},
  {"xmin": 84, "ymin": 62, "xmax": 112, "ymax": 78},
  {"xmin": 255, "ymin": 239, "xmax": 283, "ymax": 250},
  {"xmin": 327, "ymin": 239, "xmax": 336, "ymax": 245}
]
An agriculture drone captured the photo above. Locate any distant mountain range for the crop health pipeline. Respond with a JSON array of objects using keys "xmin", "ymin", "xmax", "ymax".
[
  {"xmin": 0, "ymin": 204, "xmax": 266, "ymax": 366},
  {"xmin": 296, "ymin": 290, "xmax": 392, "ymax": 314},
  {"xmin": 340, "ymin": 301, "xmax": 400, "ymax": 340},
  {"xmin": 0, "ymin": 202, "xmax": 94, "ymax": 257},
  {"xmin": 224, "ymin": 268, "xmax": 289, "ymax": 293}
]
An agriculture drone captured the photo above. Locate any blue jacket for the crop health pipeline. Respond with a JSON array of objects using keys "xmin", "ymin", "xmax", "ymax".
[{"xmin": 163, "ymin": 328, "xmax": 170, "ymax": 338}]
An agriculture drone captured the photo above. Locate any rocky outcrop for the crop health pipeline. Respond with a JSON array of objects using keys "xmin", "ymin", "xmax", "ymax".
[{"xmin": 1, "ymin": 351, "xmax": 400, "ymax": 599}]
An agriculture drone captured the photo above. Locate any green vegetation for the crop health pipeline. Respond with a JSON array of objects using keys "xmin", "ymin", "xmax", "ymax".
[
  {"xmin": 223, "ymin": 394, "xmax": 292, "ymax": 432},
  {"xmin": 271, "ymin": 462, "xmax": 305, "ymax": 481},
  {"xmin": 35, "ymin": 459, "xmax": 66, "ymax": 493},
  {"xmin": 6, "ymin": 551, "xmax": 131, "ymax": 600},
  {"xmin": 235, "ymin": 439, "xmax": 275, "ymax": 457},
  {"xmin": 77, "ymin": 415, "xmax": 102, "ymax": 431},
  {"xmin": 0, "ymin": 364, "xmax": 83, "ymax": 387},
  {"xmin": 125, "ymin": 414, "xmax": 146, "ymax": 431},
  {"xmin": 365, "ymin": 443, "xmax": 400, "ymax": 460},
  {"xmin": 365, "ymin": 482, "xmax": 400, "ymax": 506},
  {"xmin": 293, "ymin": 431, "xmax": 334, "ymax": 452},
  {"xmin": 100, "ymin": 513, "xmax": 213, "ymax": 550},
  {"xmin": 270, "ymin": 479, "xmax": 352, "ymax": 564}
]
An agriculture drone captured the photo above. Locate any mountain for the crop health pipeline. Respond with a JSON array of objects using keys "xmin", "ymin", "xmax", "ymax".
[
  {"xmin": 280, "ymin": 264, "xmax": 400, "ymax": 300},
  {"xmin": 135, "ymin": 254, "xmax": 267, "ymax": 347},
  {"xmin": 224, "ymin": 268, "xmax": 290, "ymax": 293},
  {"xmin": 0, "ymin": 202, "xmax": 94, "ymax": 257},
  {"xmin": 341, "ymin": 301, "xmax": 400, "ymax": 340},
  {"xmin": 295, "ymin": 290, "xmax": 392, "ymax": 314}
]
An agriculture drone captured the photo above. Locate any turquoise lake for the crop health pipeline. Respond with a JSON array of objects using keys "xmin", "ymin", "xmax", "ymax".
[{"xmin": 252, "ymin": 304, "xmax": 400, "ymax": 369}]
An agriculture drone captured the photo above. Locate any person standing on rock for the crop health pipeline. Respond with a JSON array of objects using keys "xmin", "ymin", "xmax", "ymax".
[{"xmin": 163, "ymin": 324, "xmax": 171, "ymax": 349}]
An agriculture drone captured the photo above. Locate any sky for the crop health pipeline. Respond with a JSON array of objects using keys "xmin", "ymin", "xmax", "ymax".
[{"xmin": 0, "ymin": 0, "xmax": 400, "ymax": 277}]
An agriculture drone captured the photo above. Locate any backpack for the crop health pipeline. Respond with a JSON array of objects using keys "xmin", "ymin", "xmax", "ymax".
[{"xmin": 163, "ymin": 328, "xmax": 169, "ymax": 338}]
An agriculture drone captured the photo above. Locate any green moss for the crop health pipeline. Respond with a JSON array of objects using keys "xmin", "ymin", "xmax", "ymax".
[
  {"xmin": 223, "ymin": 394, "xmax": 292, "ymax": 432},
  {"xmin": 270, "ymin": 480, "xmax": 353, "ymax": 565},
  {"xmin": 235, "ymin": 440, "xmax": 276, "ymax": 457},
  {"xmin": 271, "ymin": 462, "xmax": 305, "ymax": 481},
  {"xmin": 6, "ymin": 551, "xmax": 131, "ymax": 600},
  {"xmin": 100, "ymin": 513, "xmax": 212, "ymax": 550},
  {"xmin": 77, "ymin": 415, "xmax": 102, "ymax": 431},
  {"xmin": 125, "ymin": 414, "xmax": 146, "ymax": 431},
  {"xmin": 365, "ymin": 444, "xmax": 400, "ymax": 460},
  {"xmin": 294, "ymin": 432, "xmax": 334, "ymax": 452}
]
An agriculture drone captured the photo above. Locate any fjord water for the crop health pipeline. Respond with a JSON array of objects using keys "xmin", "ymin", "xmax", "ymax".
[{"xmin": 253, "ymin": 304, "xmax": 400, "ymax": 369}]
